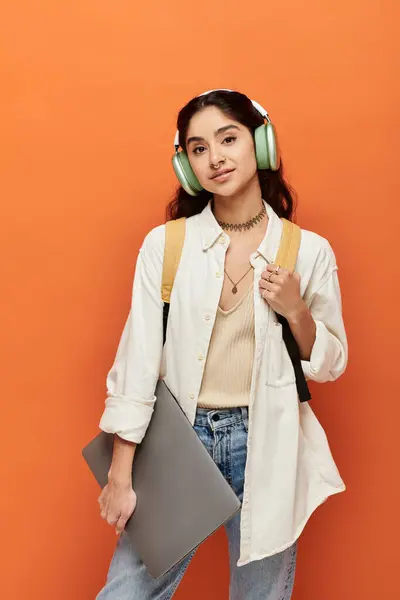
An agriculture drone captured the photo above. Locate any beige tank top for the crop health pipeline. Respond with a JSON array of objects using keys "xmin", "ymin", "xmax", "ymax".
[{"xmin": 197, "ymin": 283, "xmax": 255, "ymax": 409}]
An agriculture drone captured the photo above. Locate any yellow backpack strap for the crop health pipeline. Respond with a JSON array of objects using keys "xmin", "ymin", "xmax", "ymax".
[
  {"xmin": 161, "ymin": 217, "xmax": 186, "ymax": 304},
  {"xmin": 275, "ymin": 218, "xmax": 301, "ymax": 272},
  {"xmin": 275, "ymin": 217, "xmax": 311, "ymax": 403}
]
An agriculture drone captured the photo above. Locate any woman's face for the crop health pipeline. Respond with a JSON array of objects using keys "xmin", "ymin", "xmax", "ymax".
[{"xmin": 185, "ymin": 106, "xmax": 258, "ymax": 196}]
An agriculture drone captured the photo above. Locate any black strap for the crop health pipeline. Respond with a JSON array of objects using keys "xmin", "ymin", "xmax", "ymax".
[
  {"xmin": 163, "ymin": 303, "xmax": 169, "ymax": 346},
  {"xmin": 277, "ymin": 314, "xmax": 311, "ymax": 402},
  {"xmin": 163, "ymin": 302, "xmax": 311, "ymax": 403}
]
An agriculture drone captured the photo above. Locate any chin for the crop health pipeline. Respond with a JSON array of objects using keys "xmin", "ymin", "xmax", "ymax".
[
  {"xmin": 208, "ymin": 187, "xmax": 237, "ymax": 197},
  {"xmin": 207, "ymin": 170, "xmax": 258, "ymax": 198},
  {"xmin": 204, "ymin": 180, "xmax": 242, "ymax": 197},
  {"xmin": 211, "ymin": 181, "xmax": 250, "ymax": 198}
]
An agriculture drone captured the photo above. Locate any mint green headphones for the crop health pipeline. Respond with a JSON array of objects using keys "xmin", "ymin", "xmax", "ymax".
[{"xmin": 172, "ymin": 89, "xmax": 280, "ymax": 196}]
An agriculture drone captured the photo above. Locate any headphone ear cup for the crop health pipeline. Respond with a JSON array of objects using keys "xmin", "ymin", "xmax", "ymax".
[
  {"xmin": 265, "ymin": 122, "xmax": 280, "ymax": 171},
  {"xmin": 254, "ymin": 124, "xmax": 270, "ymax": 170},
  {"xmin": 172, "ymin": 151, "xmax": 203, "ymax": 196},
  {"xmin": 254, "ymin": 123, "xmax": 281, "ymax": 171}
]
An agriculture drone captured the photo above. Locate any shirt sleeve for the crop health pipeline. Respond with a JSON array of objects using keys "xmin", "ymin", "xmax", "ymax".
[
  {"xmin": 98, "ymin": 226, "xmax": 165, "ymax": 443},
  {"xmin": 301, "ymin": 243, "xmax": 348, "ymax": 383}
]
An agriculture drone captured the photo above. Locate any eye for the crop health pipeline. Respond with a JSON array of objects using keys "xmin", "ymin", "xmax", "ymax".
[
  {"xmin": 193, "ymin": 146, "xmax": 206, "ymax": 155},
  {"xmin": 223, "ymin": 136, "xmax": 237, "ymax": 144}
]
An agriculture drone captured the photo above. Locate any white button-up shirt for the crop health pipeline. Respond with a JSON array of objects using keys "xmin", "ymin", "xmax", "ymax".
[{"xmin": 99, "ymin": 201, "xmax": 347, "ymax": 566}]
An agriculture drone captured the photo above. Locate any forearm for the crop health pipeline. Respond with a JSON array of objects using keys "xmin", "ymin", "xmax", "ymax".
[
  {"xmin": 108, "ymin": 434, "xmax": 137, "ymax": 484},
  {"xmin": 286, "ymin": 301, "xmax": 317, "ymax": 361}
]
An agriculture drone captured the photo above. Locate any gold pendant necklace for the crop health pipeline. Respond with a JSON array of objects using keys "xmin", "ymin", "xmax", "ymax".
[{"xmin": 224, "ymin": 265, "xmax": 253, "ymax": 294}]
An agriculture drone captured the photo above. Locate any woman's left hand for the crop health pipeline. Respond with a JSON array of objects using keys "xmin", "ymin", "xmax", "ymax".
[{"xmin": 259, "ymin": 264, "xmax": 305, "ymax": 321}]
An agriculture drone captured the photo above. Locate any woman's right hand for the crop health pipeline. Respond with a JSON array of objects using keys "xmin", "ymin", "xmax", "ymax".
[{"xmin": 98, "ymin": 478, "xmax": 137, "ymax": 535}]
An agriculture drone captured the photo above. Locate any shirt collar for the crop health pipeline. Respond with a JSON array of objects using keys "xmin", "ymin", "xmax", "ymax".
[
  {"xmin": 198, "ymin": 201, "xmax": 224, "ymax": 251},
  {"xmin": 257, "ymin": 202, "xmax": 283, "ymax": 264},
  {"xmin": 198, "ymin": 199, "xmax": 283, "ymax": 264}
]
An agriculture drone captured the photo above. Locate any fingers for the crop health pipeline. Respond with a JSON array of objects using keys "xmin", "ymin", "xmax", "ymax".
[
  {"xmin": 260, "ymin": 288, "xmax": 273, "ymax": 302},
  {"xmin": 98, "ymin": 486, "xmax": 117, "ymax": 524},
  {"xmin": 99, "ymin": 488, "xmax": 120, "ymax": 526},
  {"xmin": 98, "ymin": 484, "xmax": 137, "ymax": 537},
  {"xmin": 259, "ymin": 265, "xmax": 282, "ymax": 299},
  {"xmin": 115, "ymin": 513, "xmax": 130, "ymax": 536},
  {"xmin": 98, "ymin": 486, "xmax": 106, "ymax": 505},
  {"xmin": 261, "ymin": 265, "xmax": 289, "ymax": 281},
  {"xmin": 98, "ymin": 486, "xmax": 108, "ymax": 519},
  {"xmin": 267, "ymin": 264, "xmax": 300, "ymax": 285},
  {"xmin": 259, "ymin": 277, "xmax": 277, "ymax": 290},
  {"xmin": 260, "ymin": 284, "xmax": 277, "ymax": 302},
  {"xmin": 106, "ymin": 511, "xmax": 121, "ymax": 527},
  {"xmin": 259, "ymin": 273, "xmax": 279, "ymax": 297},
  {"xmin": 260, "ymin": 264, "xmax": 301, "ymax": 311},
  {"xmin": 266, "ymin": 264, "xmax": 288, "ymax": 275}
]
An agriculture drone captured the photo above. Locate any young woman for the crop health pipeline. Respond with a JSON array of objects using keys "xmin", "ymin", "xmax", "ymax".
[{"xmin": 96, "ymin": 89, "xmax": 347, "ymax": 599}]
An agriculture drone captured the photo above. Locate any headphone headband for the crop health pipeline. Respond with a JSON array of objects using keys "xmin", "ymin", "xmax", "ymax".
[{"xmin": 174, "ymin": 89, "xmax": 271, "ymax": 149}]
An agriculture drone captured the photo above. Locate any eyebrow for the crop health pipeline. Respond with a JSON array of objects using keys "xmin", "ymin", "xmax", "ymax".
[{"xmin": 187, "ymin": 124, "xmax": 240, "ymax": 146}]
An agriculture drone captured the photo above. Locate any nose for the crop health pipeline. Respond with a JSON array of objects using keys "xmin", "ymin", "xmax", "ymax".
[{"xmin": 209, "ymin": 146, "xmax": 225, "ymax": 169}]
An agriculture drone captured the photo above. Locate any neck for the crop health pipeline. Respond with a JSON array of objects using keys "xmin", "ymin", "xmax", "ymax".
[{"xmin": 212, "ymin": 177, "xmax": 264, "ymax": 226}]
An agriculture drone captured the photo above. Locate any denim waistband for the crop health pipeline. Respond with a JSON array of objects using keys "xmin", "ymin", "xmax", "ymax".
[{"xmin": 195, "ymin": 406, "xmax": 248, "ymax": 431}]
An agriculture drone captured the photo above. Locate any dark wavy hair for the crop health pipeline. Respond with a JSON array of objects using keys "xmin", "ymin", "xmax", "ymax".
[{"xmin": 166, "ymin": 90, "xmax": 296, "ymax": 222}]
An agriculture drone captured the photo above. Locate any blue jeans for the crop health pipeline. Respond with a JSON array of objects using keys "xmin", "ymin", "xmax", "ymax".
[{"xmin": 96, "ymin": 407, "xmax": 297, "ymax": 600}]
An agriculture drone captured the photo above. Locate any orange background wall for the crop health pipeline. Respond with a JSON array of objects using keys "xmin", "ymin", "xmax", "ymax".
[{"xmin": 1, "ymin": 1, "xmax": 398, "ymax": 598}]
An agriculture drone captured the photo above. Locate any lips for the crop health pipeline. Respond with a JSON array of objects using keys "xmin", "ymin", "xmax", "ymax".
[{"xmin": 210, "ymin": 168, "xmax": 235, "ymax": 180}]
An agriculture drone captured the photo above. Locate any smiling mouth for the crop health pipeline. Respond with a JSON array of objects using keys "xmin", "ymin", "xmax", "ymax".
[{"xmin": 211, "ymin": 169, "xmax": 235, "ymax": 180}]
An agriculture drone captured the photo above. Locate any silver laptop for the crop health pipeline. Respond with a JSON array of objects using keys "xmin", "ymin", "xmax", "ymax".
[{"xmin": 82, "ymin": 380, "xmax": 241, "ymax": 579}]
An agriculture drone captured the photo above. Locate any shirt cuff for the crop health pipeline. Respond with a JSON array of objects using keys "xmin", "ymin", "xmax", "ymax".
[
  {"xmin": 301, "ymin": 320, "xmax": 340, "ymax": 383},
  {"xmin": 99, "ymin": 394, "xmax": 156, "ymax": 444}
]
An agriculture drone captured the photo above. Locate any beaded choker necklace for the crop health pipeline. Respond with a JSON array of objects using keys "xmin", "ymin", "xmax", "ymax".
[{"xmin": 216, "ymin": 203, "xmax": 266, "ymax": 232}]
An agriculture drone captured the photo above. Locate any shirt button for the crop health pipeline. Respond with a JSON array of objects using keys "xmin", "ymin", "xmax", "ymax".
[
  {"xmin": 219, "ymin": 236, "xmax": 226, "ymax": 245},
  {"xmin": 216, "ymin": 272, "xmax": 222, "ymax": 278},
  {"xmin": 197, "ymin": 354, "xmax": 204, "ymax": 361},
  {"xmin": 189, "ymin": 393, "xmax": 195, "ymax": 400},
  {"xmin": 205, "ymin": 314, "xmax": 211, "ymax": 321}
]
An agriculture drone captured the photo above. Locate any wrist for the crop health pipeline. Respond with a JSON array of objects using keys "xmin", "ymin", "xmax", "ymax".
[
  {"xmin": 286, "ymin": 300, "xmax": 309, "ymax": 325},
  {"xmin": 108, "ymin": 469, "xmax": 132, "ymax": 487},
  {"xmin": 108, "ymin": 436, "xmax": 136, "ymax": 486}
]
